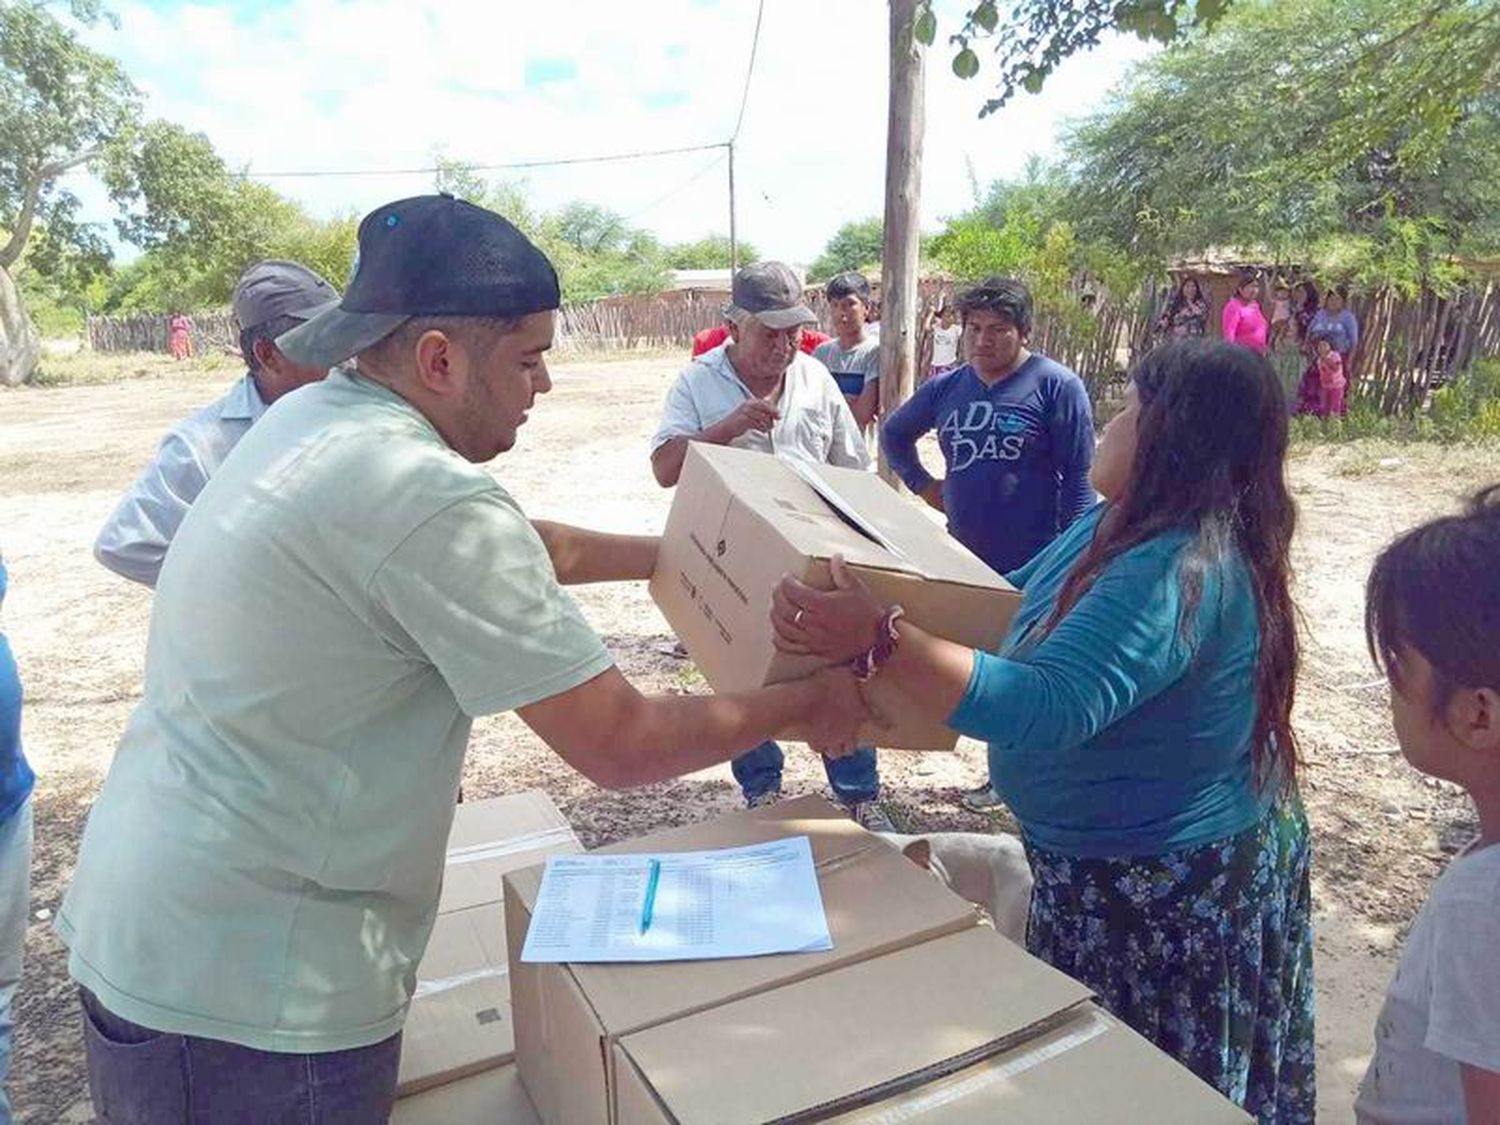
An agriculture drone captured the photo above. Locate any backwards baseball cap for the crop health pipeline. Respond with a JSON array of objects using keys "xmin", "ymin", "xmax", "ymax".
[
  {"xmin": 231, "ymin": 260, "xmax": 340, "ymax": 332},
  {"xmin": 277, "ymin": 194, "xmax": 560, "ymax": 368},
  {"xmin": 724, "ymin": 261, "xmax": 816, "ymax": 330}
]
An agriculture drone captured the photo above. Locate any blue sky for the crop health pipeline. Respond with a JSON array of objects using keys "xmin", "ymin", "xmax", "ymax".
[{"xmin": 66, "ymin": 0, "xmax": 1156, "ymax": 264}]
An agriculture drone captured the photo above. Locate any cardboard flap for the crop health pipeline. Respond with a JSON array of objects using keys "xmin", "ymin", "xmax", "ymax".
[
  {"xmin": 686, "ymin": 444, "xmax": 910, "ymax": 574},
  {"xmin": 826, "ymin": 1005, "xmax": 1254, "ymax": 1124},
  {"xmin": 803, "ymin": 460, "xmax": 1011, "ymax": 590},
  {"xmin": 617, "ymin": 926, "xmax": 1093, "ymax": 1124},
  {"xmin": 592, "ymin": 795, "xmax": 872, "ymax": 866}
]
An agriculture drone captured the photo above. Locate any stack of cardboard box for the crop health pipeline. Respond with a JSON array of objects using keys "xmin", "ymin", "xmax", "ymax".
[
  {"xmin": 505, "ymin": 796, "xmax": 1252, "ymax": 1124},
  {"xmin": 391, "ymin": 791, "xmax": 581, "ymax": 1123}
]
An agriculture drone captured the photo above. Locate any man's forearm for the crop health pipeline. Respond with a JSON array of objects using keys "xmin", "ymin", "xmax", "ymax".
[
  {"xmin": 608, "ymin": 678, "xmax": 823, "ymax": 786},
  {"xmin": 531, "ymin": 521, "xmax": 660, "ymax": 584},
  {"xmin": 651, "ymin": 421, "xmax": 739, "ymax": 488}
]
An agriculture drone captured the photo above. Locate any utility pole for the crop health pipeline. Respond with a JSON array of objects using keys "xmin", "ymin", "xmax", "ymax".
[
  {"xmin": 878, "ymin": 0, "xmax": 925, "ymax": 484},
  {"xmin": 727, "ymin": 141, "xmax": 739, "ymax": 272}
]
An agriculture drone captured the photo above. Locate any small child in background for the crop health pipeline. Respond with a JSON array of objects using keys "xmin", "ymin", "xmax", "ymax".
[
  {"xmin": 1355, "ymin": 486, "xmax": 1500, "ymax": 1124},
  {"xmin": 1269, "ymin": 283, "xmax": 1293, "ymax": 349},
  {"xmin": 1315, "ymin": 335, "xmax": 1347, "ymax": 418}
]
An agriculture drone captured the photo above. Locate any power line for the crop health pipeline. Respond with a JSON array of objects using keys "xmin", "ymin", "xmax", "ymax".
[
  {"xmin": 730, "ymin": 0, "xmax": 766, "ymax": 143},
  {"xmin": 626, "ymin": 149, "xmax": 729, "ymax": 222},
  {"xmin": 243, "ymin": 140, "xmax": 727, "ymax": 180}
]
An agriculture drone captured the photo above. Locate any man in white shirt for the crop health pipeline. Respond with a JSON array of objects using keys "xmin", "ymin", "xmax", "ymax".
[
  {"xmin": 93, "ymin": 260, "xmax": 339, "ymax": 586},
  {"xmin": 649, "ymin": 261, "xmax": 891, "ymax": 831}
]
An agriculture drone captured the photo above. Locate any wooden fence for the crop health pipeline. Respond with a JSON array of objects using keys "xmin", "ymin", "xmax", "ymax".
[
  {"xmin": 83, "ymin": 278, "xmax": 1497, "ymax": 417},
  {"xmin": 1350, "ymin": 282, "xmax": 1500, "ymax": 412},
  {"xmin": 87, "ymin": 311, "xmax": 239, "ymax": 355}
]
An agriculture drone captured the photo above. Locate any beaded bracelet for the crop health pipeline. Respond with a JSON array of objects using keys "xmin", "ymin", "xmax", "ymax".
[{"xmin": 851, "ymin": 605, "xmax": 905, "ymax": 682}]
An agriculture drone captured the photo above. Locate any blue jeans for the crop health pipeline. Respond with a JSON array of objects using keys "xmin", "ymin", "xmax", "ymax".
[
  {"xmin": 731, "ymin": 741, "xmax": 878, "ymax": 805},
  {"xmin": 79, "ymin": 989, "xmax": 402, "ymax": 1124},
  {"xmin": 0, "ymin": 798, "xmax": 31, "ymax": 1125}
]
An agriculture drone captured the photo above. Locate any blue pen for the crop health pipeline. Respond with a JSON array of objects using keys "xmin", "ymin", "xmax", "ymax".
[{"xmin": 639, "ymin": 858, "xmax": 662, "ymax": 936}]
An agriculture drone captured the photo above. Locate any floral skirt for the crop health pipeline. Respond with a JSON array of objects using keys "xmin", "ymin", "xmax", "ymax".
[{"xmin": 1023, "ymin": 795, "xmax": 1315, "ymax": 1125}]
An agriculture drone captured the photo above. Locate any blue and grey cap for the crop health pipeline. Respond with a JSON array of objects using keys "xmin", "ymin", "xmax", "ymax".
[{"xmin": 277, "ymin": 193, "xmax": 560, "ymax": 368}]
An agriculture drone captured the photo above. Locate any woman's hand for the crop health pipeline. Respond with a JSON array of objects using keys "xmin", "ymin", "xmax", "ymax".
[
  {"xmin": 771, "ymin": 555, "xmax": 887, "ymax": 663},
  {"xmin": 802, "ymin": 665, "xmax": 883, "ymax": 758}
]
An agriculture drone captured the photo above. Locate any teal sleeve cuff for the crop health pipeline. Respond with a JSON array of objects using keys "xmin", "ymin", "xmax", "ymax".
[{"xmin": 947, "ymin": 650, "xmax": 1024, "ymax": 744}]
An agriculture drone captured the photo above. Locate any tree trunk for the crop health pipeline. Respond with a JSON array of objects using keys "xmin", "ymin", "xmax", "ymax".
[
  {"xmin": 0, "ymin": 265, "xmax": 40, "ymax": 387},
  {"xmin": 877, "ymin": 0, "xmax": 925, "ymax": 485}
]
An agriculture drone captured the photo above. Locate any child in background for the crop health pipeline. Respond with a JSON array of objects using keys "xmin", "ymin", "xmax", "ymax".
[
  {"xmin": 1269, "ymin": 283, "xmax": 1293, "ymax": 350},
  {"xmin": 1355, "ymin": 486, "xmax": 1500, "ymax": 1124},
  {"xmin": 1315, "ymin": 335, "xmax": 1347, "ymax": 418}
]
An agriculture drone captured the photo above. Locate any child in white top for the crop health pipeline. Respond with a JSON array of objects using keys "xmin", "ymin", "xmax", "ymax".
[{"xmin": 1356, "ymin": 486, "xmax": 1500, "ymax": 1124}]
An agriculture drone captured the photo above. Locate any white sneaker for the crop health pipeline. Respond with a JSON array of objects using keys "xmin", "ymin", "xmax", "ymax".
[{"xmin": 844, "ymin": 800, "xmax": 896, "ymax": 833}]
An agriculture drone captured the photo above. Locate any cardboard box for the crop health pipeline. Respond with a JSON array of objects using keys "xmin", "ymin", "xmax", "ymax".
[
  {"xmin": 610, "ymin": 925, "xmax": 1091, "ymax": 1124},
  {"xmin": 397, "ymin": 791, "xmax": 581, "ymax": 1096},
  {"xmin": 397, "ymin": 902, "xmax": 514, "ymax": 1096},
  {"xmin": 439, "ymin": 790, "xmax": 582, "ymax": 915},
  {"xmin": 391, "ymin": 1061, "xmax": 540, "ymax": 1125},
  {"xmin": 826, "ymin": 1004, "xmax": 1254, "ymax": 1124},
  {"xmin": 506, "ymin": 796, "xmax": 988, "ymax": 1125},
  {"xmin": 649, "ymin": 443, "xmax": 1020, "ymax": 750}
]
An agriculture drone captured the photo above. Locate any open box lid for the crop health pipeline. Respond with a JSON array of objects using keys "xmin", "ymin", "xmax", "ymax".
[
  {"xmin": 614, "ymin": 925, "xmax": 1093, "ymax": 1124},
  {"xmin": 685, "ymin": 444, "xmax": 1009, "ymax": 590}
]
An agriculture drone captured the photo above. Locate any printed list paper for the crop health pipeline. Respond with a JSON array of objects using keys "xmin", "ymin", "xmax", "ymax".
[{"xmin": 519, "ymin": 836, "xmax": 833, "ymax": 963}]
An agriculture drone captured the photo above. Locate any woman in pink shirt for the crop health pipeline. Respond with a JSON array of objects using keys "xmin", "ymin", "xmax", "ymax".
[{"xmin": 1220, "ymin": 272, "xmax": 1269, "ymax": 354}]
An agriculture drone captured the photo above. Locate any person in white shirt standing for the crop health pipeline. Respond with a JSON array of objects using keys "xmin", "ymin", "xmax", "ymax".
[
  {"xmin": 927, "ymin": 302, "xmax": 961, "ymax": 382},
  {"xmin": 1356, "ymin": 485, "xmax": 1500, "ymax": 1125},
  {"xmin": 93, "ymin": 260, "xmax": 339, "ymax": 586},
  {"xmin": 650, "ymin": 261, "xmax": 893, "ymax": 832}
]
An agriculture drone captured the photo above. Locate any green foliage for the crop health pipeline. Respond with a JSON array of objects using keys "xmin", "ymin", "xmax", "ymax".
[
  {"xmin": 1429, "ymin": 359, "xmax": 1500, "ymax": 442},
  {"xmin": 1289, "ymin": 360, "xmax": 1500, "ymax": 445},
  {"xmin": 917, "ymin": 0, "xmax": 1228, "ymax": 114},
  {"xmin": 1063, "ymin": 0, "xmax": 1500, "ymax": 267},
  {"xmin": 808, "ymin": 218, "xmax": 884, "ymax": 283},
  {"xmin": 664, "ymin": 234, "xmax": 756, "ymax": 270},
  {"xmin": 0, "ymin": 0, "xmax": 137, "ymax": 265}
]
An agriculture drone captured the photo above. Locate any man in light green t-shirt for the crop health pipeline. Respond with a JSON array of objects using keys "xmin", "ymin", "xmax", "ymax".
[{"xmin": 57, "ymin": 195, "xmax": 870, "ymax": 1124}]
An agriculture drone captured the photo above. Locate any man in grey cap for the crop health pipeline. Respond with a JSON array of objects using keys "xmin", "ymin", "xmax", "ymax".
[
  {"xmin": 650, "ymin": 260, "xmax": 867, "ymax": 488},
  {"xmin": 649, "ymin": 261, "xmax": 891, "ymax": 830},
  {"xmin": 93, "ymin": 259, "xmax": 339, "ymax": 586},
  {"xmin": 58, "ymin": 198, "xmax": 867, "ymax": 1122}
]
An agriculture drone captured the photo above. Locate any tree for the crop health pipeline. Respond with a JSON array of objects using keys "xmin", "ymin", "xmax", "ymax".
[
  {"xmin": 665, "ymin": 234, "xmax": 757, "ymax": 270},
  {"xmin": 1, "ymin": 0, "xmax": 136, "ymax": 383},
  {"xmin": 1061, "ymin": 0, "xmax": 1500, "ymax": 281},
  {"xmin": 809, "ymin": 218, "xmax": 885, "ymax": 282},
  {"xmin": 915, "ymin": 0, "xmax": 1231, "ymax": 115}
]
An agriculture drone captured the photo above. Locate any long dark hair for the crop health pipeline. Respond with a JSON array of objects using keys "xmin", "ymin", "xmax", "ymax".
[
  {"xmin": 1047, "ymin": 340, "xmax": 1301, "ymax": 786},
  {"xmin": 1366, "ymin": 485, "xmax": 1500, "ymax": 714}
]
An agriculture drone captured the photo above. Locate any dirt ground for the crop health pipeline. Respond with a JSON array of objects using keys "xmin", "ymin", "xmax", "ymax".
[{"xmin": 1, "ymin": 352, "xmax": 1490, "ymax": 1123}]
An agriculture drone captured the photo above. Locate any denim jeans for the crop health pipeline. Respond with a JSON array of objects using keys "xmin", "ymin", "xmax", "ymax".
[
  {"xmin": 79, "ymin": 989, "xmax": 402, "ymax": 1124},
  {"xmin": 0, "ymin": 798, "xmax": 31, "ymax": 1125},
  {"xmin": 731, "ymin": 741, "xmax": 878, "ymax": 805}
]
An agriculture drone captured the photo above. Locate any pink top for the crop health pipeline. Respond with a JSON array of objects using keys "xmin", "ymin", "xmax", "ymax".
[
  {"xmin": 1318, "ymin": 351, "xmax": 1346, "ymax": 390},
  {"xmin": 1221, "ymin": 298, "xmax": 1269, "ymax": 354}
]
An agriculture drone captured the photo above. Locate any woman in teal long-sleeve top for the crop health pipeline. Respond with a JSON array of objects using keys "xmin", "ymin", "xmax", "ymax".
[{"xmin": 776, "ymin": 340, "xmax": 1313, "ymax": 1124}]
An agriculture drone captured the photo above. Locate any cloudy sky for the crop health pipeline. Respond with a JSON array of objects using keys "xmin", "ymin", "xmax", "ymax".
[{"xmin": 66, "ymin": 0, "xmax": 1155, "ymax": 264}]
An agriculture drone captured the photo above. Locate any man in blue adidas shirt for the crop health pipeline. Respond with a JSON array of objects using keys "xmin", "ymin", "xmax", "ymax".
[
  {"xmin": 882, "ymin": 276, "xmax": 1095, "ymax": 576},
  {"xmin": 881, "ymin": 276, "xmax": 1095, "ymax": 812}
]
